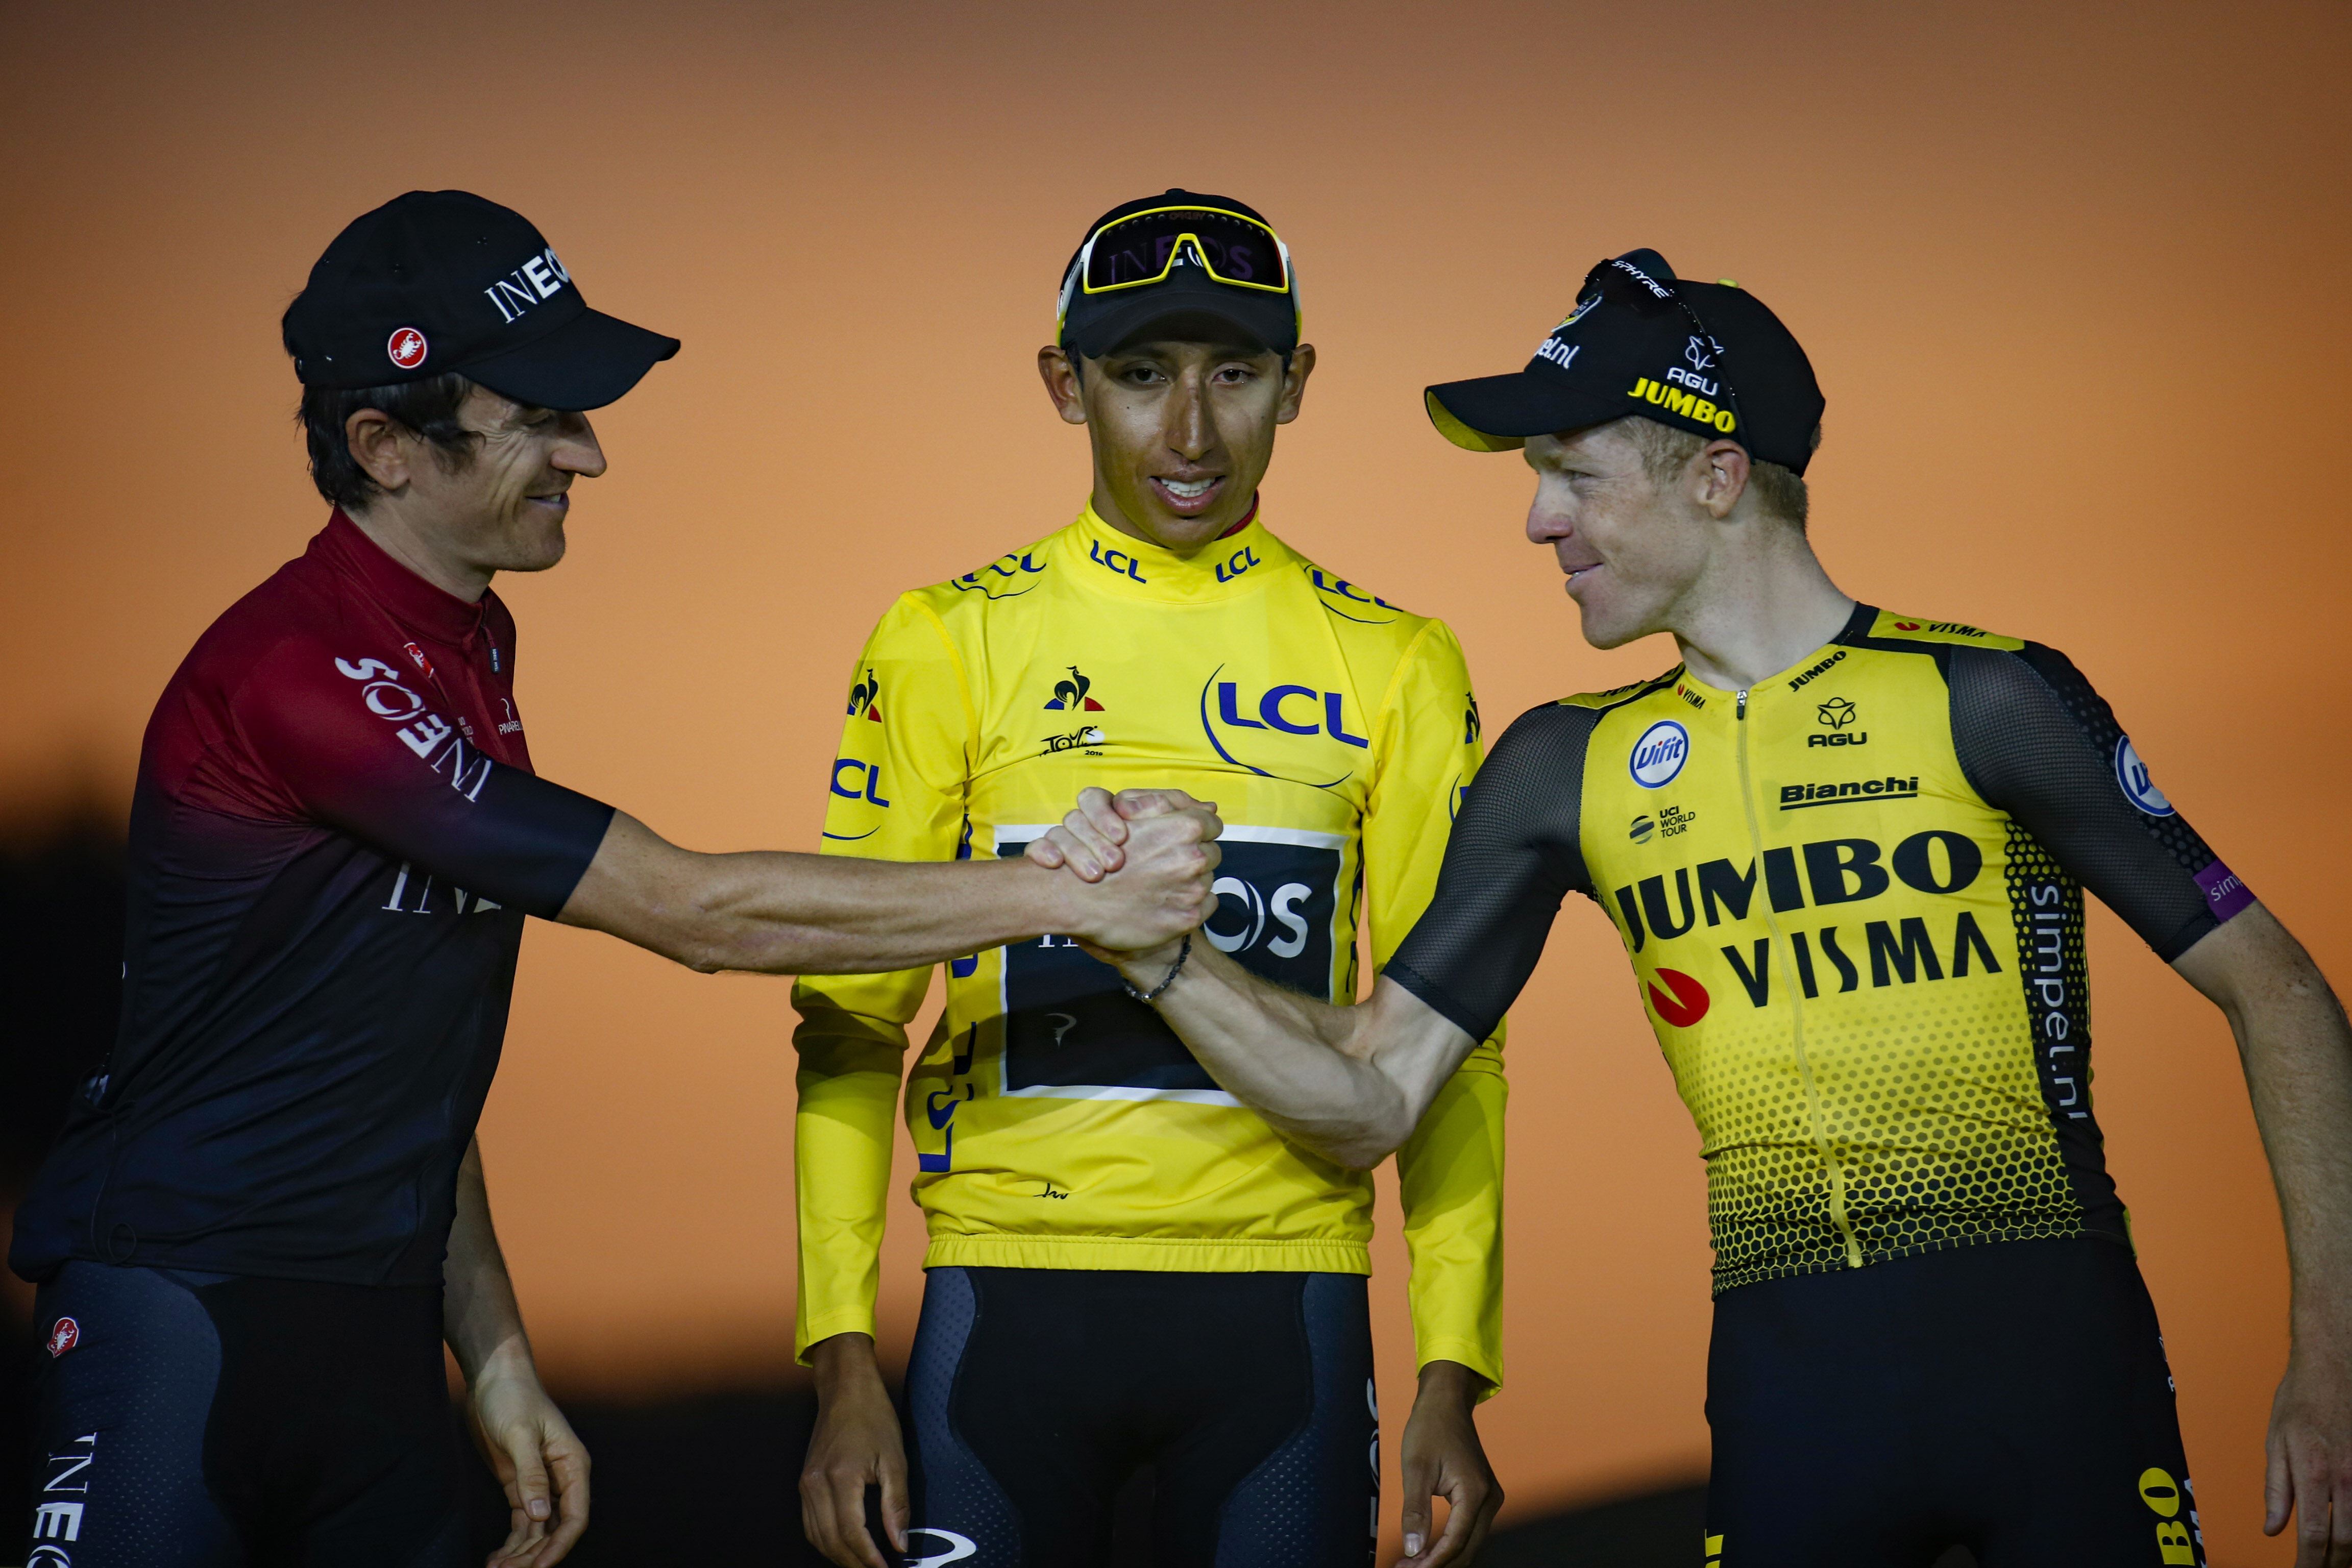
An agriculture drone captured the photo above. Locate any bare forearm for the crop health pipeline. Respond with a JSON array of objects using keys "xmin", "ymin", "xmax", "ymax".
[
  {"xmin": 1109, "ymin": 942, "xmax": 1418, "ymax": 1167},
  {"xmin": 445, "ymin": 1139, "xmax": 535, "ymax": 1384},
  {"xmin": 2181, "ymin": 906, "xmax": 2352, "ymax": 1319},
  {"xmin": 561, "ymin": 814, "xmax": 1072, "ymax": 975}
]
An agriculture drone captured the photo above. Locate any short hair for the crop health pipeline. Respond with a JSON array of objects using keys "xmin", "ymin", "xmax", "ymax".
[
  {"xmin": 1619, "ymin": 415, "xmax": 1822, "ymax": 532},
  {"xmin": 292, "ymin": 373, "xmax": 480, "ymax": 510}
]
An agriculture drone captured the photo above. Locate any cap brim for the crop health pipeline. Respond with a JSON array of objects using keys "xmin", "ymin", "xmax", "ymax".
[
  {"xmin": 464, "ymin": 307, "xmax": 681, "ymax": 412},
  {"xmin": 1066, "ymin": 272, "xmax": 1296, "ymax": 359},
  {"xmin": 1424, "ymin": 372, "xmax": 1626, "ymax": 453}
]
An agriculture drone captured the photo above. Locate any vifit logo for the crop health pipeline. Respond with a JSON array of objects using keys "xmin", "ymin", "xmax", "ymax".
[
  {"xmin": 1629, "ymin": 720, "xmax": 1689, "ymax": 789},
  {"xmin": 2114, "ymin": 736, "xmax": 2175, "ymax": 818}
]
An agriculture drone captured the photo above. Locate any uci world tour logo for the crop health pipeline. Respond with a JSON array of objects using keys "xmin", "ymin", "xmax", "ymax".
[
  {"xmin": 1629, "ymin": 719, "xmax": 1689, "ymax": 789},
  {"xmin": 1045, "ymin": 666, "xmax": 1104, "ymax": 712}
]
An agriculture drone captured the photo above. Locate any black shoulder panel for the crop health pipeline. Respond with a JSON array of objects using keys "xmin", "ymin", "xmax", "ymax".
[
  {"xmin": 1948, "ymin": 643, "xmax": 2237, "ymax": 960},
  {"xmin": 1386, "ymin": 702, "xmax": 1597, "ymax": 1043}
]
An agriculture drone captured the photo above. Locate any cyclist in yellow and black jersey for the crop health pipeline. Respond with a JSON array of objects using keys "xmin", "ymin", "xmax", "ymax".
[
  {"xmin": 794, "ymin": 191, "xmax": 1505, "ymax": 1568},
  {"xmin": 1046, "ymin": 250, "xmax": 2352, "ymax": 1568}
]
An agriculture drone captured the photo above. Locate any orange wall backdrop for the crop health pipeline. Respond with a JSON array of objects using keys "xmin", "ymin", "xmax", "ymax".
[{"xmin": 5, "ymin": 3, "xmax": 2349, "ymax": 1558}]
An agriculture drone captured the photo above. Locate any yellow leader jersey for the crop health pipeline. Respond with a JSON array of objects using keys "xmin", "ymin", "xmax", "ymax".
[
  {"xmin": 1386, "ymin": 607, "xmax": 2251, "ymax": 1294},
  {"xmin": 793, "ymin": 502, "xmax": 1507, "ymax": 1385}
]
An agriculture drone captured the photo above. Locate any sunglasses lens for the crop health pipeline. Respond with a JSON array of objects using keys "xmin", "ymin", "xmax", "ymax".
[{"xmin": 1083, "ymin": 209, "xmax": 1287, "ymax": 291}]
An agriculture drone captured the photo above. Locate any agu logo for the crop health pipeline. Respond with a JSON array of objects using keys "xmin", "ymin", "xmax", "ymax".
[
  {"xmin": 1629, "ymin": 719, "xmax": 1690, "ymax": 789},
  {"xmin": 45, "ymin": 1317, "xmax": 78, "ymax": 1358},
  {"xmin": 2115, "ymin": 736, "xmax": 2175, "ymax": 817},
  {"xmin": 386, "ymin": 327, "xmax": 428, "ymax": 370}
]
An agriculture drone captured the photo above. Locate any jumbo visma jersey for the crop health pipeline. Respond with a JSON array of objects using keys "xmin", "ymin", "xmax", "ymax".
[
  {"xmin": 792, "ymin": 502, "xmax": 1507, "ymax": 1385},
  {"xmin": 1388, "ymin": 605, "xmax": 2251, "ymax": 1294}
]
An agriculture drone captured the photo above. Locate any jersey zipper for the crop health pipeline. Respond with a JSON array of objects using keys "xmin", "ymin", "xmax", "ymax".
[{"xmin": 1734, "ymin": 686, "xmax": 1863, "ymax": 1269}]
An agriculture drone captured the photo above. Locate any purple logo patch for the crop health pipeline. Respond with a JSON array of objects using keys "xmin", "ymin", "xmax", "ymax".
[{"xmin": 2194, "ymin": 861, "xmax": 2254, "ymax": 923}]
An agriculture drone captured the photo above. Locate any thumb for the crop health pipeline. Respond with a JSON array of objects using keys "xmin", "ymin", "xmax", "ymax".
[
  {"xmin": 507, "ymin": 1422, "xmax": 554, "ymax": 1525},
  {"xmin": 2265, "ymin": 1422, "xmax": 2292, "ymax": 1534},
  {"xmin": 881, "ymin": 1457, "xmax": 912, "ymax": 1553},
  {"xmin": 1115, "ymin": 788, "xmax": 1190, "ymax": 819},
  {"xmin": 1401, "ymin": 1460, "xmax": 1435, "ymax": 1561}
]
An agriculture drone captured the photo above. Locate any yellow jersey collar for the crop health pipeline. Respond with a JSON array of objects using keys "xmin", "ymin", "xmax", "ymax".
[
  {"xmin": 1670, "ymin": 604, "xmax": 1876, "ymax": 706},
  {"xmin": 1061, "ymin": 498, "xmax": 1296, "ymax": 602}
]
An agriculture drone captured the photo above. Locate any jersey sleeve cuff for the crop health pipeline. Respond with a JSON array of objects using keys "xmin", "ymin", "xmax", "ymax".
[{"xmin": 1382, "ymin": 960, "xmax": 1495, "ymax": 1045}]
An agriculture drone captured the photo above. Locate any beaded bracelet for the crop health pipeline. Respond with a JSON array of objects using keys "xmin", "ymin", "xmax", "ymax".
[{"xmin": 1122, "ymin": 933, "xmax": 1193, "ymax": 1004}]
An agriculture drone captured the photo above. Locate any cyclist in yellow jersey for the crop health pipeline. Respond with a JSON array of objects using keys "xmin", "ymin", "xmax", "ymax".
[
  {"xmin": 1043, "ymin": 250, "xmax": 2352, "ymax": 1567},
  {"xmin": 794, "ymin": 191, "xmax": 1505, "ymax": 1568}
]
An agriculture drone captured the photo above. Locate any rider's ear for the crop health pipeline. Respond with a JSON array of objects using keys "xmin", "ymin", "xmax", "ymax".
[{"xmin": 1696, "ymin": 439, "xmax": 1750, "ymax": 520}]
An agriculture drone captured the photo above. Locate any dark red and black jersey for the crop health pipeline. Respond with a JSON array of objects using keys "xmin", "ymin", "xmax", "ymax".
[{"xmin": 11, "ymin": 514, "xmax": 614, "ymax": 1287}]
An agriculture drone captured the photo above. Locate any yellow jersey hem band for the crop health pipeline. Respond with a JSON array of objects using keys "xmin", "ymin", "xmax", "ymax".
[{"xmin": 923, "ymin": 1235, "xmax": 1374, "ymax": 1275}]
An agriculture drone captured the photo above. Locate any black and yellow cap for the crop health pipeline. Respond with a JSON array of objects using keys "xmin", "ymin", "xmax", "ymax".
[
  {"xmin": 1056, "ymin": 189, "xmax": 1301, "ymax": 359},
  {"xmin": 1425, "ymin": 249, "xmax": 1823, "ymax": 473}
]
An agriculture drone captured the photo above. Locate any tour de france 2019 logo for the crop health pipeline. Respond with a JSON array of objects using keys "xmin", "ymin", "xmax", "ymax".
[
  {"xmin": 1629, "ymin": 719, "xmax": 1690, "ymax": 789},
  {"xmin": 2114, "ymin": 735, "xmax": 2176, "ymax": 818}
]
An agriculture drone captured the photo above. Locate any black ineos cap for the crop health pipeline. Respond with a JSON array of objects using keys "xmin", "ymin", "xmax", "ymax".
[
  {"xmin": 283, "ymin": 190, "xmax": 680, "ymax": 411},
  {"xmin": 1426, "ymin": 249, "xmax": 1823, "ymax": 473},
  {"xmin": 1057, "ymin": 189, "xmax": 1301, "ymax": 359}
]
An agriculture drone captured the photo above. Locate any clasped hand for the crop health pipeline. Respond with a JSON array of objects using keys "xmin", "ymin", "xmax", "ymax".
[{"xmin": 1038, "ymin": 787, "xmax": 1221, "ymax": 955}]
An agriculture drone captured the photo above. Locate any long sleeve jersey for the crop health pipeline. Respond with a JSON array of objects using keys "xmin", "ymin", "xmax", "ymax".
[{"xmin": 792, "ymin": 501, "xmax": 1507, "ymax": 1388}]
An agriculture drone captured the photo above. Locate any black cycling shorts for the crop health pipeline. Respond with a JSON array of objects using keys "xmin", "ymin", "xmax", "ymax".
[
  {"xmin": 1705, "ymin": 1236, "xmax": 2208, "ymax": 1567},
  {"xmin": 902, "ymin": 1267, "xmax": 1377, "ymax": 1567},
  {"xmin": 25, "ymin": 1261, "xmax": 468, "ymax": 1567}
]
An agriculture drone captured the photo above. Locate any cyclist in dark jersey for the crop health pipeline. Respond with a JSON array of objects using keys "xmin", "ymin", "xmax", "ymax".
[
  {"xmin": 11, "ymin": 190, "xmax": 1219, "ymax": 1568},
  {"xmin": 1034, "ymin": 251, "xmax": 2352, "ymax": 1566}
]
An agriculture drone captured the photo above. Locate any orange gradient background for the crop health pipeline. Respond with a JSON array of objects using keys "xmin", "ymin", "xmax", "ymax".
[{"xmin": 4, "ymin": 3, "xmax": 2349, "ymax": 1559}]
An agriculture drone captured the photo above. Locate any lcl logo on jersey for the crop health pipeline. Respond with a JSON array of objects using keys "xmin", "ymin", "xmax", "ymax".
[
  {"xmin": 1213, "ymin": 544, "xmax": 1263, "ymax": 583},
  {"xmin": 1045, "ymin": 666, "xmax": 1105, "ymax": 712},
  {"xmin": 1199, "ymin": 667, "xmax": 1369, "ymax": 788},
  {"xmin": 953, "ymin": 551, "xmax": 1047, "ymax": 601},
  {"xmin": 1308, "ymin": 569, "xmax": 1401, "ymax": 626}
]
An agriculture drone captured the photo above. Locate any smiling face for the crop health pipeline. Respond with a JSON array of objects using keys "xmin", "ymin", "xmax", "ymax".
[
  {"xmin": 1523, "ymin": 421, "xmax": 1718, "ymax": 649},
  {"xmin": 1039, "ymin": 337, "xmax": 1314, "ymax": 552},
  {"xmin": 406, "ymin": 385, "xmax": 606, "ymax": 576}
]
